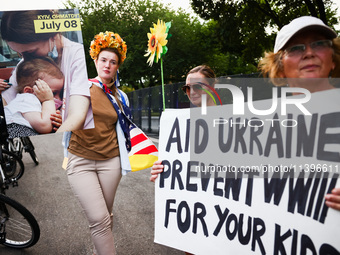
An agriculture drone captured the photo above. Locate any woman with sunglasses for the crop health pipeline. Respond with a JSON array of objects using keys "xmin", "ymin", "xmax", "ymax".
[
  {"xmin": 150, "ymin": 65, "xmax": 216, "ymax": 183},
  {"xmin": 258, "ymin": 16, "xmax": 340, "ymax": 211},
  {"xmin": 181, "ymin": 65, "xmax": 217, "ymax": 107},
  {"xmin": 151, "ymin": 65, "xmax": 216, "ymax": 255}
]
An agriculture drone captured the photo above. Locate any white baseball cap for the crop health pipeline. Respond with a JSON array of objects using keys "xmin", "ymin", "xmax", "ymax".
[{"xmin": 274, "ymin": 16, "xmax": 337, "ymax": 53}]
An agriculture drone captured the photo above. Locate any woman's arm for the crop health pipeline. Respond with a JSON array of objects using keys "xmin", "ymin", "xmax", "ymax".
[
  {"xmin": 56, "ymin": 95, "xmax": 90, "ymax": 132},
  {"xmin": 23, "ymin": 80, "xmax": 56, "ymax": 134},
  {"xmin": 56, "ymin": 38, "xmax": 91, "ymax": 132}
]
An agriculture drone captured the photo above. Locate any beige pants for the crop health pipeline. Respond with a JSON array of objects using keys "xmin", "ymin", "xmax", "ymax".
[{"xmin": 66, "ymin": 152, "xmax": 122, "ymax": 255}]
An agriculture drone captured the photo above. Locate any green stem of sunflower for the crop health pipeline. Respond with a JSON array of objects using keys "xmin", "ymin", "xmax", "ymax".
[{"xmin": 161, "ymin": 57, "xmax": 165, "ymax": 111}]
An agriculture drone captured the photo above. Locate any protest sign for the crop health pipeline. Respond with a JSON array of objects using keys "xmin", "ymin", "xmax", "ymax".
[
  {"xmin": 154, "ymin": 86, "xmax": 340, "ymax": 255},
  {"xmin": 0, "ymin": 9, "xmax": 93, "ymax": 138}
]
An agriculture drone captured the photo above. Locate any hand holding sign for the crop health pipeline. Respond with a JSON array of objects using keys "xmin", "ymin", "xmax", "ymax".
[
  {"xmin": 151, "ymin": 160, "xmax": 164, "ymax": 182},
  {"xmin": 325, "ymin": 188, "xmax": 340, "ymax": 211}
]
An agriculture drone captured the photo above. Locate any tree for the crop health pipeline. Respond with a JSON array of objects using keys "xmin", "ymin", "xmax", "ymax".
[{"xmin": 191, "ymin": 0, "xmax": 339, "ymax": 65}]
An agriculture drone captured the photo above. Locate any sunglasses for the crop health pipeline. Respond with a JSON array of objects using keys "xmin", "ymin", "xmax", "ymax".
[
  {"xmin": 284, "ymin": 40, "xmax": 332, "ymax": 57},
  {"xmin": 181, "ymin": 83, "xmax": 207, "ymax": 95}
]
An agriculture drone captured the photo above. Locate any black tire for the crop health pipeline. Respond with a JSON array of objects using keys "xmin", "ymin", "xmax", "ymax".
[
  {"xmin": 28, "ymin": 151, "xmax": 39, "ymax": 165},
  {"xmin": 21, "ymin": 137, "xmax": 39, "ymax": 165},
  {"xmin": 1, "ymin": 149, "xmax": 25, "ymax": 181},
  {"xmin": 0, "ymin": 194, "xmax": 40, "ymax": 248}
]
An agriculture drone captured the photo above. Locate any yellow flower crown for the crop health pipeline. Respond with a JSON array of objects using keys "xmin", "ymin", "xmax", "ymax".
[{"xmin": 89, "ymin": 31, "xmax": 127, "ymax": 63}]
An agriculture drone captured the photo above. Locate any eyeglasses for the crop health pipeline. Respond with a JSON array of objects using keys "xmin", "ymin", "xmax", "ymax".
[
  {"xmin": 284, "ymin": 40, "xmax": 333, "ymax": 57},
  {"xmin": 181, "ymin": 83, "xmax": 206, "ymax": 95}
]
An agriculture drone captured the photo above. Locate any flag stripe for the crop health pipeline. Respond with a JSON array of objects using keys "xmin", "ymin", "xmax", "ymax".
[
  {"xmin": 129, "ymin": 138, "xmax": 155, "ymax": 155},
  {"xmin": 131, "ymin": 133, "xmax": 147, "ymax": 146},
  {"xmin": 134, "ymin": 145, "xmax": 158, "ymax": 155},
  {"xmin": 129, "ymin": 154, "xmax": 159, "ymax": 172}
]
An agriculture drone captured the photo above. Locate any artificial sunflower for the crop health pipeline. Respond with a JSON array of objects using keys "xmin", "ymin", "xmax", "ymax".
[
  {"xmin": 144, "ymin": 20, "xmax": 171, "ymax": 110},
  {"xmin": 145, "ymin": 19, "xmax": 169, "ymax": 66},
  {"xmin": 145, "ymin": 33, "xmax": 157, "ymax": 66}
]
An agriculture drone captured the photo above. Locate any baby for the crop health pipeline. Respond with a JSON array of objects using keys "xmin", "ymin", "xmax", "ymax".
[{"xmin": 4, "ymin": 57, "xmax": 64, "ymax": 138}]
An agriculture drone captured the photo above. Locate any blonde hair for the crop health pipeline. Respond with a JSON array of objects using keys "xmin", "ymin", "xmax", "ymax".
[
  {"xmin": 258, "ymin": 51, "xmax": 285, "ymax": 86},
  {"xmin": 258, "ymin": 37, "xmax": 340, "ymax": 85},
  {"xmin": 332, "ymin": 38, "xmax": 340, "ymax": 78}
]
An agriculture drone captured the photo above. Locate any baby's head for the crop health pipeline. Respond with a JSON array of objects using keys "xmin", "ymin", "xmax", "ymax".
[{"xmin": 16, "ymin": 57, "xmax": 64, "ymax": 101}]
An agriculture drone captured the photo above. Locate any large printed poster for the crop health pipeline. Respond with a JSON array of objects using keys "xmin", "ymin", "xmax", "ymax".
[
  {"xmin": 155, "ymin": 85, "xmax": 340, "ymax": 255},
  {"xmin": 0, "ymin": 9, "xmax": 93, "ymax": 138}
]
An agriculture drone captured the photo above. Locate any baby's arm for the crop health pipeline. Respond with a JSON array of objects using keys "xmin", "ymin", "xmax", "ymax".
[{"xmin": 23, "ymin": 79, "xmax": 56, "ymax": 134}]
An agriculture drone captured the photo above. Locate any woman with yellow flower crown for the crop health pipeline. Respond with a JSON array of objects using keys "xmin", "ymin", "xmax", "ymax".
[{"xmin": 65, "ymin": 31, "xmax": 130, "ymax": 255}]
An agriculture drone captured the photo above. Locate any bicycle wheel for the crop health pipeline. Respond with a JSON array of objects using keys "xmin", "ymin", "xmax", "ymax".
[
  {"xmin": 21, "ymin": 137, "xmax": 39, "ymax": 165},
  {"xmin": 0, "ymin": 194, "xmax": 40, "ymax": 248},
  {"xmin": 0, "ymin": 149, "xmax": 25, "ymax": 181}
]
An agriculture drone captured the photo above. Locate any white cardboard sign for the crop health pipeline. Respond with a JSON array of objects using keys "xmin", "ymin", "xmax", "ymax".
[{"xmin": 155, "ymin": 89, "xmax": 340, "ymax": 255}]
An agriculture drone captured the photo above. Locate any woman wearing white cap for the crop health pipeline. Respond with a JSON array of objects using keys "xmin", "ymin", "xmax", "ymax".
[{"xmin": 259, "ymin": 16, "xmax": 340, "ymax": 211}]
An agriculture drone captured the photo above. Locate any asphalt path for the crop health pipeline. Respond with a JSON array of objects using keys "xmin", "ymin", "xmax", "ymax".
[{"xmin": 0, "ymin": 132, "xmax": 183, "ymax": 255}]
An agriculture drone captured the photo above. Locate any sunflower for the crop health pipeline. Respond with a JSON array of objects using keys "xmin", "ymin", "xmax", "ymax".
[{"xmin": 145, "ymin": 19, "xmax": 168, "ymax": 66}]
